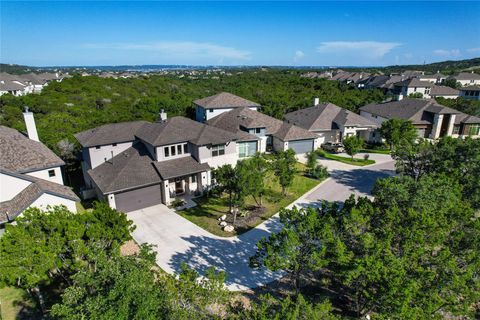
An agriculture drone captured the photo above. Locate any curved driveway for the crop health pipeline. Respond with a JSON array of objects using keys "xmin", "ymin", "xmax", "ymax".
[{"xmin": 127, "ymin": 153, "xmax": 395, "ymax": 291}]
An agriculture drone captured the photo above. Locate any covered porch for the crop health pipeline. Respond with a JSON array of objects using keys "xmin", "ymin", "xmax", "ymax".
[{"xmin": 153, "ymin": 156, "xmax": 211, "ymax": 206}]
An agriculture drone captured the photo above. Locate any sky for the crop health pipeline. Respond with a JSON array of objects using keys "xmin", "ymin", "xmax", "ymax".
[{"xmin": 1, "ymin": 1, "xmax": 480, "ymax": 67}]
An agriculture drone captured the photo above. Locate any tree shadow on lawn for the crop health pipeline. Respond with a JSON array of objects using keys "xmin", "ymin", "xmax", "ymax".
[
  {"xmin": 329, "ymin": 168, "xmax": 395, "ymax": 195},
  {"xmin": 169, "ymin": 216, "xmax": 285, "ymax": 290}
]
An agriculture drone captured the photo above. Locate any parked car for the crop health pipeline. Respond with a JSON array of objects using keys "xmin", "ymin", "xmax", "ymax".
[{"xmin": 321, "ymin": 142, "xmax": 345, "ymax": 153}]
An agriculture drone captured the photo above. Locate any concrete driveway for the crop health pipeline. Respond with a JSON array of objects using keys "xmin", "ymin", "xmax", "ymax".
[{"xmin": 127, "ymin": 152, "xmax": 395, "ymax": 291}]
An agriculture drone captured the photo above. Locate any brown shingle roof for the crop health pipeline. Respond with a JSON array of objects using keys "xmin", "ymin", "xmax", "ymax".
[
  {"xmin": 285, "ymin": 103, "xmax": 378, "ymax": 131},
  {"xmin": 430, "ymin": 85, "xmax": 459, "ymax": 96},
  {"xmin": 75, "ymin": 121, "xmax": 149, "ymax": 147},
  {"xmin": 0, "ymin": 169, "xmax": 79, "ymax": 224},
  {"xmin": 194, "ymin": 92, "xmax": 260, "ymax": 109},
  {"xmin": 207, "ymin": 107, "xmax": 316, "ymax": 141},
  {"xmin": 451, "ymin": 72, "xmax": 480, "ymax": 81},
  {"xmin": 153, "ymin": 156, "xmax": 210, "ymax": 180},
  {"xmin": 0, "ymin": 126, "xmax": 65, "ymax": 173},
  {"xmin": 88, "ymin": 143, "xmax": 161, "ymax": 194},
  {"xmin": 394, "ymin": 78, "xmax": 432, "ymax": 88},
  {"xmin": 135, "ymin": 116, "xmax": 239, "ymax": 147}
]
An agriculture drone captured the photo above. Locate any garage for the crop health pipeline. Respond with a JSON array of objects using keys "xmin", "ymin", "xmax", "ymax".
[
  {"xmin": 288, "ymin": 139, "xmax": 314, "ymax": 154},
  {"xmin": 114, "ymin": 184, "xmax": 162, "ymax": 213}
]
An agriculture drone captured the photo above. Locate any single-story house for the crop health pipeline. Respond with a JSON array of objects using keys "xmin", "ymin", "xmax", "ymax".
[
  {"xmin": 359, "ymin": 98, "xmax": 480, "ymax": 139},
  {"xmin": 194, "ymin": 92, "xmax": 260, "ymax": 122},
  {"xmin": 207, "ymin": 106, "xmax": 320, "ymax": 155},
  {"xmin": 284, "ymin": 100, "xmax": 379, "ymax": 144}
]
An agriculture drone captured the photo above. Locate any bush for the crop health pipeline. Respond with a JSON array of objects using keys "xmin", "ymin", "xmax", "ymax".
[
  {"xmin": 171, "ymin": 198, "xmax": 185, "ymax": 208},
  {"xmin": 309, "ymin": 164, "xmax": 329, "ymax": 180},
  {"xmin": 363, "ymin": 154, "xmax": 370, "ymax": 161}
]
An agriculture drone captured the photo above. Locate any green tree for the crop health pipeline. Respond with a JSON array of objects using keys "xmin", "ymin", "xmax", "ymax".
[
  {"xmin": 0, "ymin": 203, "xmax": 134, "ymax": 311},
  {"xmin": 379, "ymin": 118, "xmax": 418, "ymax": 151},
  {"xmin": 342, "ymin": 135, "xmax": 364, "ymax": 160},
  {"xmin": 213, "ymin": 164, "xmax": 246, "ymax": 224},
  {"xmin": 305, "ymin": 150, "xmax": 317, "ymax": 175},
  {"xmin": 444, "ymin": 78, "xmax": 460, "ymax": 89},
  {"xmin": 250, "ymin": 206, "xmax": 326, "ymax": 291},
  {"xmin": 236, "ymin": 154, "xmax": 268, "ymax": 206},
  {"xmin": 271, "ymin": 149, "xmax": 297, "ymax": 196}
]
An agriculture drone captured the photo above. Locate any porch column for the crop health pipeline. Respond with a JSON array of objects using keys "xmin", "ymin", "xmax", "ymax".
[
  {"xmin": 107, "ymin": 194, "xmax": 116, "ymax": 209},
  {"xmin": 162, "ymin": 180, "xmax": 170, "ymax": 205},
  {"xmin": 430, "ymin": 114, "xmax": 444, "ymax": 139},
  {"xmin": 446, "ymin": 114, "xmax": 456, "ymax": 136}
]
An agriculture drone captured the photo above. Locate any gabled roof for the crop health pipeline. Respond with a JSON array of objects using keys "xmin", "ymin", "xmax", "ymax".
[
  {"xmin": 0, "ymin": 126, "xmax": 65, "ymax": 173},
  {"xmin": 0, "ymin": 169, "xmax": 79, "ymax": 224},
  {"xmin": 74, "ymin": 121, "xmax": 149, "ymax": 148},
  {"xmin": 285, "ymin": 103, "xmax": 378, "ymax": 132},
  {"xmin": 135, "ymin": 116, "xmax": 239, "ymax": 147},
  {"xmin": 193, "ymin": 92, "xmax": 260, "ymax": 109},
  {"xmin": 419, "ymin": 72, "xmax": 446, "ymax": 79},
  {"xmin": 394, "ymin": 78, "xmax": 432, "ymax": 88},
  {"xmin": 88, "ymin": 143, "xmax": 161, "ymax": 194},
  {"xmin": 454, "ymin": 113, "xmax": 480, "ymax": 125},
  {"xmin": 430, "ymin": 85, "xmax": 459, "ymax": 96},
  {"xmin": 359, "ymin": 99, "xmax": 473, "ymax": 125},
  {"xmin": 153, "ymin": 156, "xmax": 210, "ymax": 180},
  {"xmin": 0, "ymin": 80, "xmax": 25, "ymax": 91},
  {"xmin": 207, "ymin": 107, "xmax": 316, "ymax": 142},
  {"xmin": 451, "ymin": 72, "xmax": 480, "ymax": 81}
]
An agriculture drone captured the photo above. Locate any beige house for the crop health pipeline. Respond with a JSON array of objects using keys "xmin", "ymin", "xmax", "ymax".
[{"xmin": 194, "ymin": 92, "xmax": 260, "ymax": 122}]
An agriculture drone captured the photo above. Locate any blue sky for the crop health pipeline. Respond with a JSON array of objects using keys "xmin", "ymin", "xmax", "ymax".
[{"xmin": 1, "ymin": 1, "xmax": 479, "ymax": 67}]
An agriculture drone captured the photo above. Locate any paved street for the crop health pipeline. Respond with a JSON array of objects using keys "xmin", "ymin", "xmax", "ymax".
[{"xmin": 127, "ymin": 153, "xmax": 395, "ymax": 291}]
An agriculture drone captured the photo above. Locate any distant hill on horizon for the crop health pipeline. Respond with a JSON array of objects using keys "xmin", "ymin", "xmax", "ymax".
[{"xmin": 1, "ymin": 57, "xmax": 479, "ymax": 75}]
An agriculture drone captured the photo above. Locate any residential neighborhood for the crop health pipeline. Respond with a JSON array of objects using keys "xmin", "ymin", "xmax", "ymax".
[{"xmin": 1, "ymin": 1, "xmax": 479, "ymax": 319}]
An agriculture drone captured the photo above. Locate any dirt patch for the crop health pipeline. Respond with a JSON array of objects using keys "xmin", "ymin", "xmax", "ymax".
[{"xmin": 224, "ymin": 206, "xmax": 268, "ymax": 232}]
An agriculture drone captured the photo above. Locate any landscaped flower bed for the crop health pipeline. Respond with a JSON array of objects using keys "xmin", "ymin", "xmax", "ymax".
[{"xmin": 177, "ymin": 163, "xmax": 322, "ymax": 237}]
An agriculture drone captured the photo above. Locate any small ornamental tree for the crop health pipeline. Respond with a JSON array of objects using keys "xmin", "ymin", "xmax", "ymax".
[
  {"xmin": 271, "ymin": 149, "xmax": 297, "ymax": 196},
  {"xmin": 236, "ymin": 154, "xmax": 269, "ymax": 206},
  {"xmin": 342, "ymin": 136, "xmax": 364, "ymax": 160}
]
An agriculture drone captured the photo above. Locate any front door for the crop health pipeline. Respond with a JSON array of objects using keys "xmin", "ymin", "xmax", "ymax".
[{"xmin": 175, "ymin": 179, "xmax": 184, "ymax": 194}]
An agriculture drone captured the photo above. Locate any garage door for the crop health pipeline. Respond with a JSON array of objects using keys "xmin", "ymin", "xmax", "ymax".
[
  {"xmin": 288, "ymin": 139, "xmax": 314, "ymax": 154},
  {"xmin": 115, "ymin": 184, "xmax": 162, "ymax": 213}
]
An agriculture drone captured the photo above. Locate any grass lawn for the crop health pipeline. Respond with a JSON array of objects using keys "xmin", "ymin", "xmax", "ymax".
[
  {"xmin": 317, "ymin": 150, "xmax": 376, "ymax": 166},
  {"xmin": 0, "ymin": 287, "xmax": 41, "ymax": 320},
  {"xmin": 178, "ymin": 163, "xmax": 322, "ymax": 237},
  {"xmin": 359, "ymin": 148, "xmax": 390, "ymax": 155}
]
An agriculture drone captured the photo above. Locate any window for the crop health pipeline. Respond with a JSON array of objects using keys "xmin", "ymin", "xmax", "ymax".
[
  {"xmin": 255, "ymin": 128, "xmax": 261, "ymax": 134},
  {"xmin": 211, "ymin": 144, "xmax": 225, "ymax": 157},
  {"xmin": 171, "ymin": 145, "xmax": 176, "ymax": 156},
  {"xmin": 467, "ymin": 124, "xmax": 480, "ymax": 136},
  {"xmin": 191, "ymin": 174, "xmax": 197, "ymax": 183},
  {"xmin": 164, "ymin": 147, "xmax": 169, "ymax": 157},
  {"xmin": 112, "ymin": 143, "xmax": 117, "ymax": 147},
  {"xmin": 177, "ymin": 145, "xmax": 183, "ymax": 155},
  {"xmin": 239, "ymin": 141, "xmax": 257, "ymax": 158},
  {"xmin": 414, "ymin": 87, "xmax": 417, "ymax": 92},
  {"xmin": 95, "ymin": 146, "xmax": 101, "ymax": 149},
  {"xmin": 48, "ymin": 169, "xmax": 56, "ymax": 177},
  {"xmin": 209, "ymin": 109, "xmax": 214, "ymax": 113},
  {"xmin": 453, "ymin": 125, "xmax": 460, "ymax": 135},
  {"xmin": 183, "ymin": 144, "xmax": 188, "ymax": 153}
]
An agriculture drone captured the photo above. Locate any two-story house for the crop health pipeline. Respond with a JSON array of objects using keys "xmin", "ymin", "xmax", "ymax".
[
  {"xmin": 448, "ymin": 72, "xmax": 480, "ymax": 87},
  {"xmin": 359, "ymin": 98, "xmax": 480, "ymax": 139},
  {"xmin": 194, "ymin": 92, "xmax": 260, "ymax": 122},
  {"xmin": 459, "ymin": 86, "xmax": 480, "ymax": 100},
  {"xmin": 284, "ymin": 99, "xmax": 379, "ymax": 144},
  {"xmin": 394, "ymin": 78, "xmax": 433, "ymax": 98},
  {"xmin": 418, "ymin": 72, "xmax": 446, "ymax": 84},
  {"xmin": 75, "ymin": 113, "xmax": 258, "ymax": 212},
  {"xmin": 207, "ymin": 106, "xmax": 319, "ymax": 155},
  {"xmin": 0, "ymin": 110, "xmax": 79, "ymax": 225}
]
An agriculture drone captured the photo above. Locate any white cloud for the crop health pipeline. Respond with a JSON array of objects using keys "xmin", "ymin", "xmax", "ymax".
[
  {"xmin": 83, "ymin": 41, "xmax": 251, "ymax": 60},
  {"xmin": 293, "ymin": 50, "xmax": 305, "ymax": 63},
  {"xmin": 316, "ymin": 41, "xmax": 401, "ymax": 59},
  {"xmin": 467, "ymin": 47, "xmax": 480, "ymax": 53},
  {"xmin": 433, "ymin": 49, "xmax": 461, "ymax": 57}
]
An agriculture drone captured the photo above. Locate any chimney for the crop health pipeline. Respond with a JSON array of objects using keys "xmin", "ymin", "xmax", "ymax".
[
  {"xmin": 23, "ymin": 106, "xmax": 39, "ymax": 141},
  {"xmin": 314, "ymin": 97, "xmax": 320, "ymax": 106},
  {"xmin": 159, "ymin": 109, "xmax": 167, "ymax": 122}
]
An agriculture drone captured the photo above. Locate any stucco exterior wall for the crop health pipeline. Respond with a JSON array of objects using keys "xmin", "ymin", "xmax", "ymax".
[
  {"xmin": 197, "ymin": 142, "xmax": 238, "ymax": 168},
  {"xmin": 360, "ymin": 111, "xmax": 389, "ymax": 126},
  {"xmin": 0, "ymin": 172, "xmax": 31, "ymax": 202},
  {"xmin": 26, "ymin": 167, "xmax": 64, "ymax": 185},
  {"xmin": 198, "ymin": 106, "xmax": 259, "ymax": 122},
  {"xmin": 314, "ymin": 130, "xmax": 340, "ymax": 144},
  {"xmin": 88, "ymin": 142, "xmax": 133, "ymax": 169},
  {"xmin": 29, "ymin": 193, "xmax": 77, "ymax": 213},
  {"xmin": 272, "ymin": 137, "xmax": 287, "ymax": 152}
]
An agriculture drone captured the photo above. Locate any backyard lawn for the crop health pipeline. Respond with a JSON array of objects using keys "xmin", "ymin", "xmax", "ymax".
[{"xmin": 178, "ymin": 163, "xmax": 322, "ymax": 237}]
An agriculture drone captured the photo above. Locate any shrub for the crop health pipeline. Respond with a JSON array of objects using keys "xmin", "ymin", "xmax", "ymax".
[
  {"xmin": 309, "ymin": 164, "xmax": 329, "ymax": 180},
  {"xmin": 171, "ymin": 198, "xmax": 185, "ymax": 208},
  {"xmin": 363, "ymin": 154, "xmax": 370, "ymax": 161}
]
